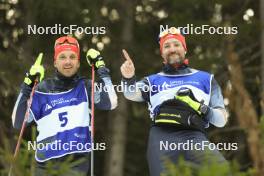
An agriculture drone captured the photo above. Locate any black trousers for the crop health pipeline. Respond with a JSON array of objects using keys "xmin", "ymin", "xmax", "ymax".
[
  {"xmin": 147, "ymin": 126, "xmax": 228, "ymax": 176},
  {"xmin": 35, "ymin": 153, "xmax": 90, "ymax": 176}
]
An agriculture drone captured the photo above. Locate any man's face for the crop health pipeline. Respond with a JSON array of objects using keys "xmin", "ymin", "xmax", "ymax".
[
  {"xmin": 54, "ymin": 50, "xmax": 80, "ymax": 77},
  {"xmin": 161, "ymin": 38, "xmax": 186, "ymax": 65}
]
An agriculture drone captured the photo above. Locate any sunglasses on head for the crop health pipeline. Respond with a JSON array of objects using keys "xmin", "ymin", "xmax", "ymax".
[
  {"xmin": 158, "ymin": 27, "xmax": 181, "ymax": 41},
  {"xmin": 54, "ymin": 36, "xmax": 79, "ymax": 48}
]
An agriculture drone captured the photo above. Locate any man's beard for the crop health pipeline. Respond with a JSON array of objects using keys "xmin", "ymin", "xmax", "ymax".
[{"xmin": 167, "ymin": 53, "xmax": 184, "ymax": 65}]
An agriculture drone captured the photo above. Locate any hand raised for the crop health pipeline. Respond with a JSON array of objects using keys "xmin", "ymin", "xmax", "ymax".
[{"xmin": 120, "ymin": 49, "xmax": 135, "ymax": 79}]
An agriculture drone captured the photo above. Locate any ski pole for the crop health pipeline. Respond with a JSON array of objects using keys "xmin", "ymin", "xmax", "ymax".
[
  {"xmin": 9, "ymin": 79, "xmax": 38, "ymax": 176},
  {"xmin": 9, "ymin": 52, "xmax": 43, "ymax": 176},
  {"xmin": 90, "ymin": 64, "xmax": 95, "ymax": 176}
]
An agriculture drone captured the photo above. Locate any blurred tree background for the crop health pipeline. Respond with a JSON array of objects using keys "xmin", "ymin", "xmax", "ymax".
[{"xmin": 0, "ymin": 0, "xmax": 264, "ymax": 175}]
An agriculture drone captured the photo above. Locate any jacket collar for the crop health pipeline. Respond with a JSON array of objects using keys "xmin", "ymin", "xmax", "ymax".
[
  {"xmin": 162, "ymin": 64, "xmax": 191, "ymax": 75},
  {"xmin": 54, "ymin": 70, "xmax": 81, "ymax": 90}
]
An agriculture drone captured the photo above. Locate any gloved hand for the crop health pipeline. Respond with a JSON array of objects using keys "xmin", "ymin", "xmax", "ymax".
[
  {"xmin": 24, "ymin": 53, "xmax": 45, "ymax": 87},
  {"xmin": 175, "ymin": 88, "xmax": 209, "ymax": 116},
  {"xmin": 86, "ymin": 48, "xmax": 105, "ymax": 69}
]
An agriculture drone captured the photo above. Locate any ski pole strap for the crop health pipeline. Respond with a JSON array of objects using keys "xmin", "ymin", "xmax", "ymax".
[{"xmin": 154, "ymin": 99, "xmax": 207, "ymax": 132}]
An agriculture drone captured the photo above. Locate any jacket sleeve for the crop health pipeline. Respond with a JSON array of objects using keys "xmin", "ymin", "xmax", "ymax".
[
  {"xmin": 121, "ymin": 75, "xmax": 150, "ymax": 102},
  {"xmin": 86, "ymin": 67, "xmax": 117, "ymax": 110},
  {"xmin": 11, "ymin": 83, "xmax": 35, "ymax": 129},
  {"xmin": 206, "ymin": 78, "xmax": 228, "ymax": 127}
]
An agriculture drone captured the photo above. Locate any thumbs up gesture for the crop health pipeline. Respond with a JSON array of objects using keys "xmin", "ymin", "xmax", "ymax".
[
  {"xmin": 24, "ymin": 53, "xmax": 45, "ymax": 87},
  {"xmin": 120, "ymin": 49, "xmax": 135, "ymax": 79}
]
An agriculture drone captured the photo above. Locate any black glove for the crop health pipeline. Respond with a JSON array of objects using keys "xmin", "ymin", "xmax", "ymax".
[
  {"xmin": 24, "ymin": 53, "xmax": 45, "ymax": 87},
  {"xmin": 86, "ymin": 48, "xmax": 105, "ymax": 69},
  {"xmin": 175, "ymin": 88, "xmax": 209, "ymax": 116}
]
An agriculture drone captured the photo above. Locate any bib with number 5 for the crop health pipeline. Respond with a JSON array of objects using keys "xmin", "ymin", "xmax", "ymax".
[{"xmin": 30, "ymin": 80, "xmax": 91, "ymax": 162}]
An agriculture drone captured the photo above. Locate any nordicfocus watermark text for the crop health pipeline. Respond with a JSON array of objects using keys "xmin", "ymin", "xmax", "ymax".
[
  {"xmin": 28, "ymin": 141, "xmax": 106, "ymax": 151},
  {"xmin": 160, "ymin": 24, "xmax": 238, "ymax": 35},
  {"xmin": 27, "ymin": 81, "xmax": 215, "ymax": 94},
  {"xmin": 27, "ymin": 24, "xmax": 106, "ymax": 35},
  {"xmin": 160, "ymin": 140, "xmax": 238, "ymax": 151}
]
